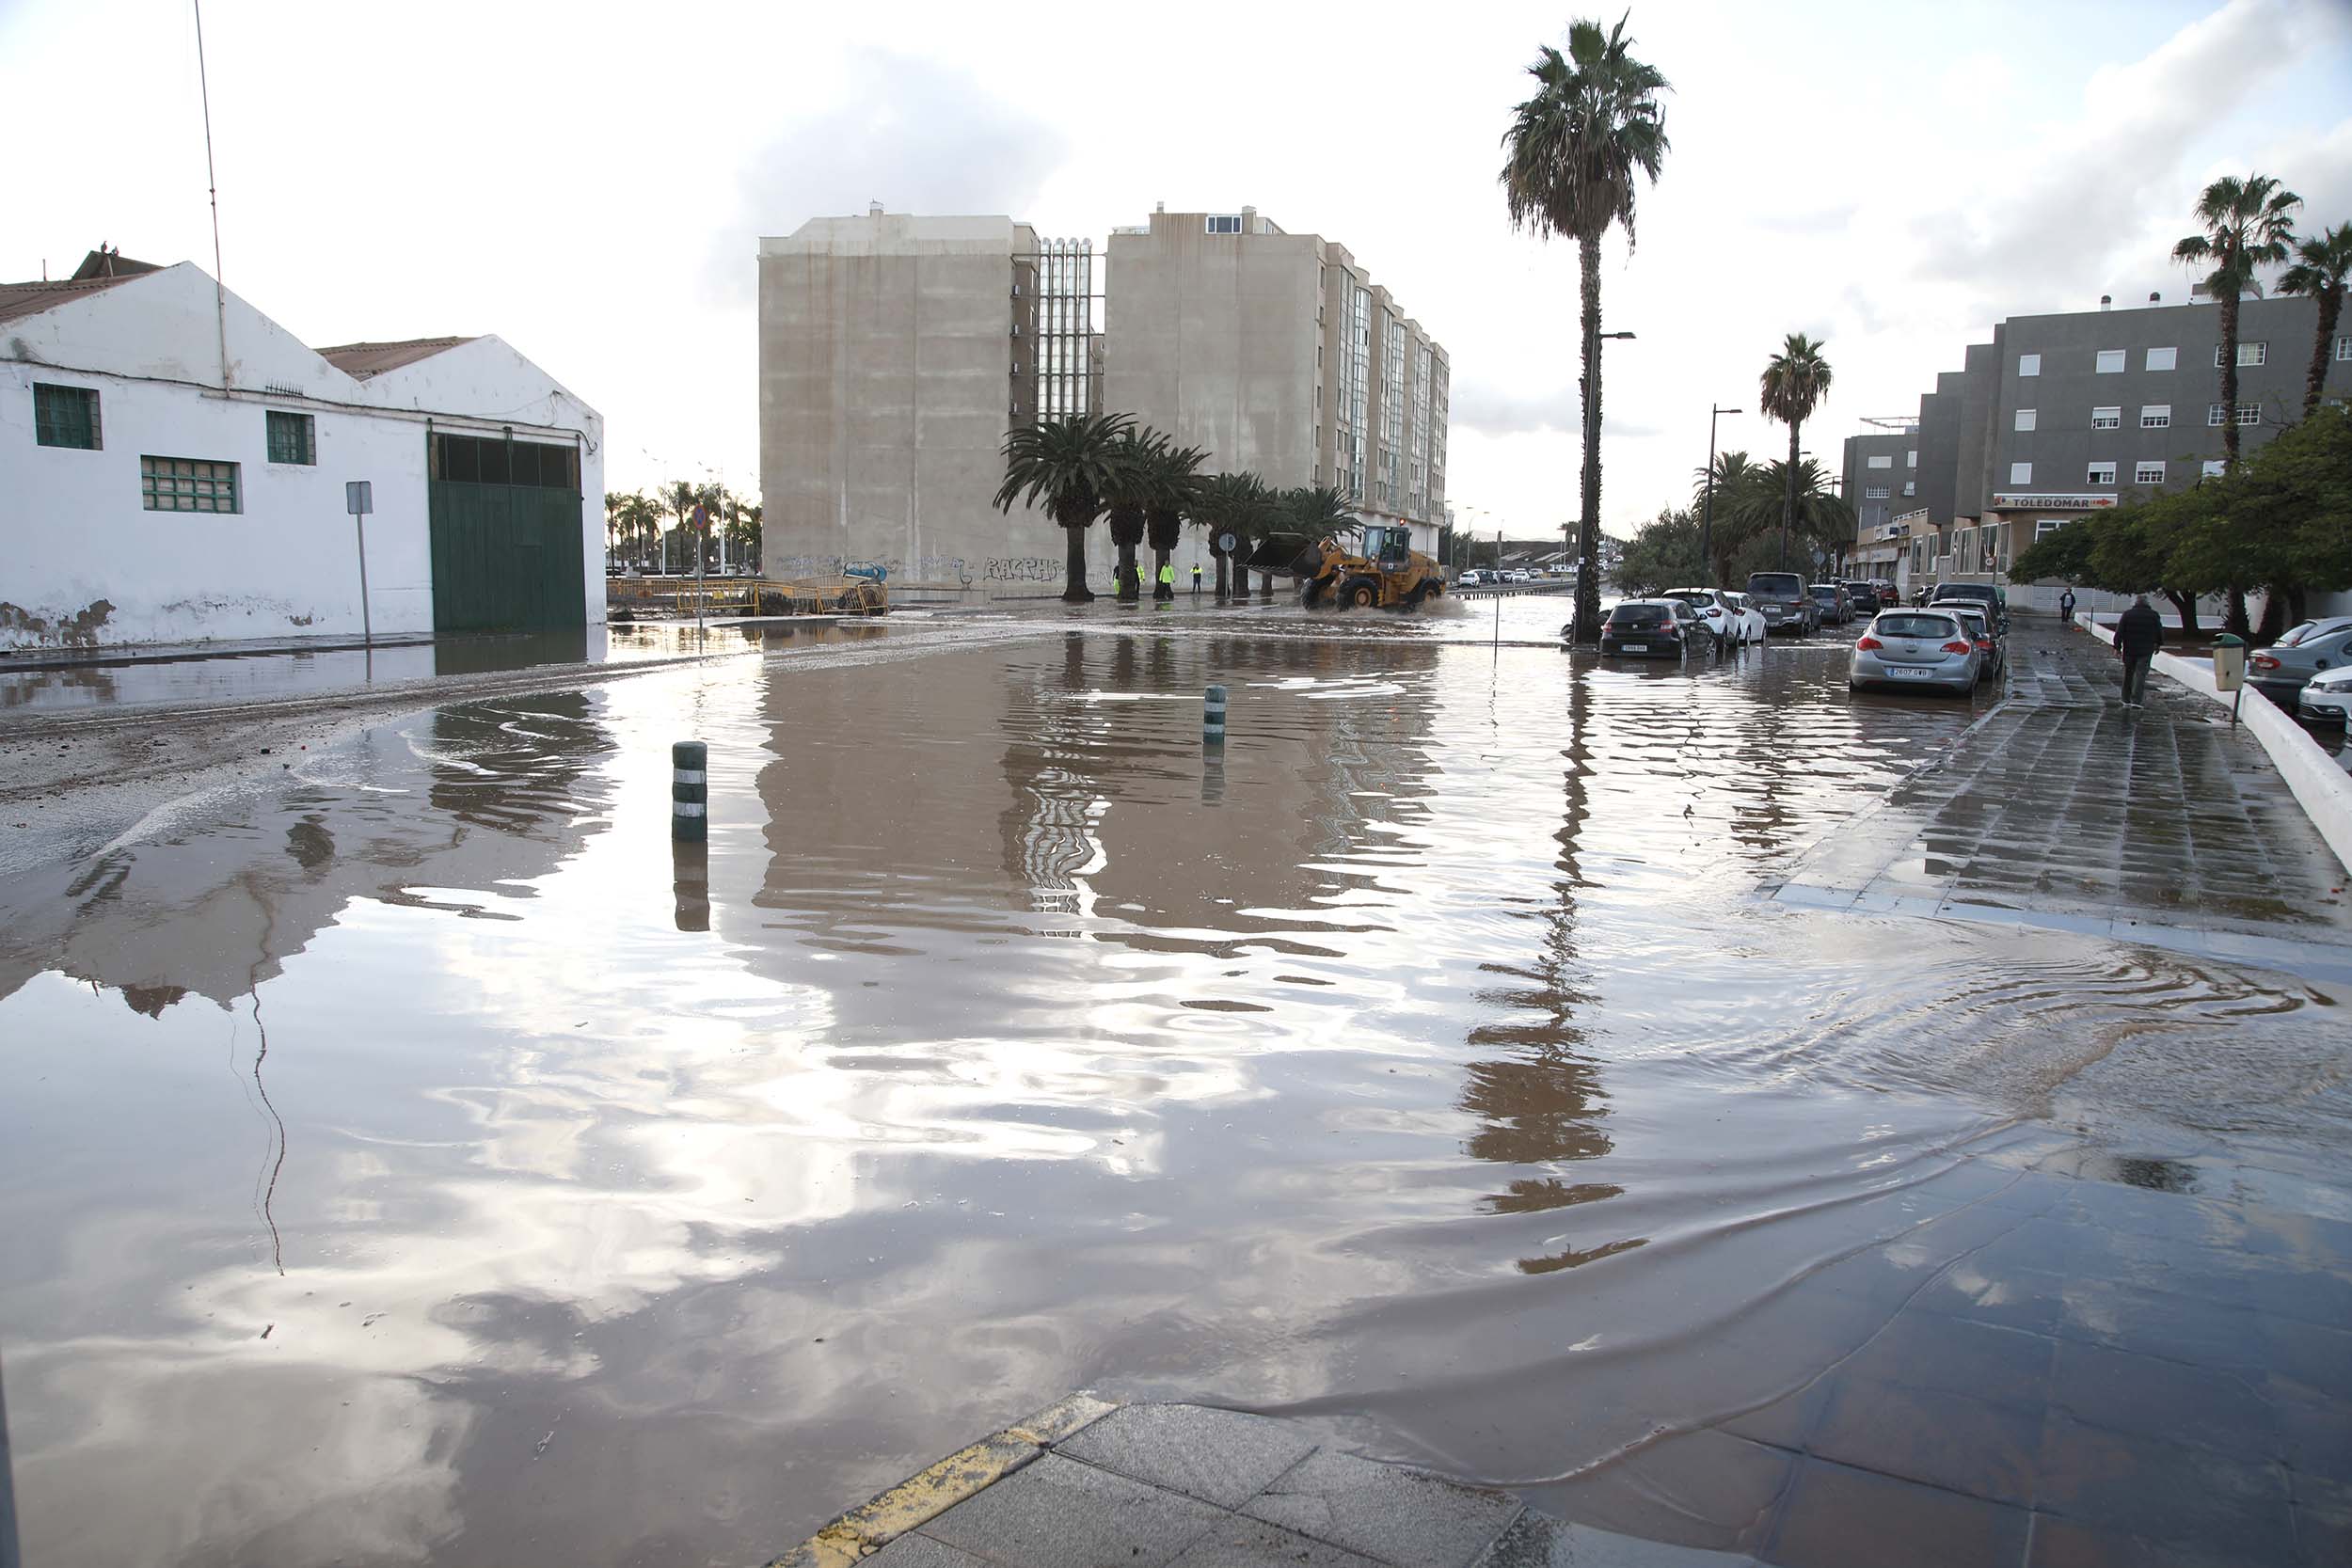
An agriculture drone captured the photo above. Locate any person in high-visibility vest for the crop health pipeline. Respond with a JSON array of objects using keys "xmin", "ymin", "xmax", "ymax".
[
  {"xmin": 1157, "ymin": 562, "xmax": 1175, "ymax": 601},
  {"xmin": 1191, "ymin": 562, "xmax": 1202, "ymax": 594}
]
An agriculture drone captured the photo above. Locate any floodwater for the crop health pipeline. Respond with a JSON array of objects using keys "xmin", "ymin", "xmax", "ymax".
[{"xmin": 1, "ymin": 602, "xmax": 2344, "ymax": 1566}]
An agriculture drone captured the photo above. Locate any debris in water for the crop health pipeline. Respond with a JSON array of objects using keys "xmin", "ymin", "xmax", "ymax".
[{"xmin": 260, "ymin": 1323, "xmax": 274, "ymax": 1339}]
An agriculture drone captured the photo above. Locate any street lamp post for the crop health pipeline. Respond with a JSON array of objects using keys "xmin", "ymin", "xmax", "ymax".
[
  {"xmin": 1700, "ymin": 404, "xmax": 1740, "ymax": 588},
  {"xmin": 1570, "ymin": 331, "xmax": 1637, "ymax": 645}
]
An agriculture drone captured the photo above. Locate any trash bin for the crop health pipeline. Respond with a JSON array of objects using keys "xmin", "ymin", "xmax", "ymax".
[{"xmin": 2212, "ymin": 633, "xmax": 2246, "ymax": 693}]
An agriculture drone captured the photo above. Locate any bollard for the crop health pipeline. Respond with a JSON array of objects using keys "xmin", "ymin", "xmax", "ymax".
[
  {"xmin": 1203, "ymin": 684, "xmax": 1227, "ymax": 746},
  {"xmin": 672, "ymin": 739, "xmax": 707, "ymax": 842}
]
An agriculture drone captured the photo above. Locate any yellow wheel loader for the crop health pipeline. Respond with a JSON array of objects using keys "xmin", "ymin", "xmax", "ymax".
[{"xmin": 1250, "ymin": 523, "xmax": 1446, "ymax": 611}]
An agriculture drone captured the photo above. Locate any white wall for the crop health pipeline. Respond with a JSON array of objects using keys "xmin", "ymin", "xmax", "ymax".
[{"xmin": 1, "ymin": 264, "xmax": 603, "ymax": 650}]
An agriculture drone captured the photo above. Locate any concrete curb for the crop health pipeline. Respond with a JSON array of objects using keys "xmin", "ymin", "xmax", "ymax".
[
  {"xmin": 2076, "ymin": 612, "xmax": 2352, "ymax": 877},
  {"xmin": 767, "ymin": 1393, "xmax": 1120, "ymax": 1566}
]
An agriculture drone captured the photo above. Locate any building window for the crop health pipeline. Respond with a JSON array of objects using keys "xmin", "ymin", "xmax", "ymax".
[
  {"xmin": 2201, "ymin": 459, "xmax": 2226, "ymax": 479},
  {"xmin": 265, "ymin": 410, "xmax": 315, "ymax": 465},
  {"xmin": 1205, "ymin": 214, "xmax": 1243, "ymax": 234},
  {"xmin": 2135, "ymin": 462, "xmax": 2166, "ymax": 485},
  {"xmin": 2216, "ymin": 342, "xmax": 2265, "ymax": 367},
  {"xmin": 2018, "ymin": 354, "xmax": 2041, "ymax": 377},
  {"xmin": 1867, "ymin": 453, "xmax": 1893, "ymax": 468},
  {"xmin": 2145, "ymin": 346, "xmax": 2177, "ymax": 372},
  {"xmin": 2014, "ymin": 408, "xmax": 2036, "ymax": 432},
  {"xmin": 2010, "ymin": 461, "xmax": 2032, "ymax": 485},
  {"xmin": 2095, "ymin": 349, "xmax": 2125, "ymax": 373},
  {"xmin": 2090, "ymin": 406, "xmax": 2121, "ymax": 430},
  {"xmin": 431, "ymin": 432, "xmax": 580, "ymax": 488},
  {"xmin": 1901, "ymin": 481, "xmax": 1915, "ymax": 496},
  {"xmin": 2140, "ymin": 404, "xmax": 2170, "ymax": 429},
  {"xmin": 1905, "ymin": 449, "xmax": 1917, "ymax": 467},
  {"xmin": 2205, "ymin": 403, "xmax": 2261, "ymax": 426},
  {"xmin": 140, "ymin": 455, "xmax": 240, "ymax": 514},
  {"xmin": 2337, "ymin": 335, "xmax": 2352, "ymax": 362},
  {"xmin": 33, "ymin": 382, "xmax": 101, "ymax": 449},
  {"xmin": 1865, "ymin": 485, "xmax": 1890, "ymax": 499},
  {"xmin": 2034, "ymin": 519, "xmax": 2066, "ymax": 541},
  {"xmin": 2087, "ymin": 462, "xmax": 2117, "ymax": 485}
]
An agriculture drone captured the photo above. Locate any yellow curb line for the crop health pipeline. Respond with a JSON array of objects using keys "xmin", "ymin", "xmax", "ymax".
[{"xmin": 766, "ymin": 1392, "xmax": 1120, "ymax": 1566}]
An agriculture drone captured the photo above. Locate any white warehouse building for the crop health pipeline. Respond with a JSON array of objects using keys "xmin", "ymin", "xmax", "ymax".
[{"xmin": 1, "ymin": 248, "xmax": 603, "ymax": 651}]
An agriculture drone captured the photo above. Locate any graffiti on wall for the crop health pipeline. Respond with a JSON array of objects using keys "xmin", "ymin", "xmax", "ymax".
[{"xmin": 982, "ymin": 558, "xmax": 1061, "ymax": 583}]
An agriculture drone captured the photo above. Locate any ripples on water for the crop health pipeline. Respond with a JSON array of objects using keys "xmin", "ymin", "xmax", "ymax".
[{"xmin": 0, "ymin": 606, "xmax": 2341, "ymax": 1566}]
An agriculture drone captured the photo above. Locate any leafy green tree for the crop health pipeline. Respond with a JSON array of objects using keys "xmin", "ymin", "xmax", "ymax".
[
  {"xmin": 1279, "ymin": 484, "xmax": 1361, "ymax": 538},
  {"xmin": 995, "ymin": 412, "xmax": 1137, "ymax": 603},
  {"xmin": 1615, "ymin": 507, "xmax": 1703, "ymax": 595},
  {"xmin": 2279, "ymin": 221, "xmax": 2352, "ymax": 420},
  {"xmin": 1144, "ymin": 442, "xmax": 1207, "ymax": 601},
  {"xmin": 723, "ymin": 498, "xmax": 763, "ymax": 571},
  {"xmin": 1192, "ymin": 472, "xmax": 1273, "ymax": 600},
  {"xmin": 1500, "ymin": 14, "xmax": 1670, "ymax": 645},
  {"xmin": 1690, "ymin": 449, "xmax": 1766, "ymax": 583},
  {"xmin": 1758, "ymin": 334, "xmax": 1833, "ymax": 571}
]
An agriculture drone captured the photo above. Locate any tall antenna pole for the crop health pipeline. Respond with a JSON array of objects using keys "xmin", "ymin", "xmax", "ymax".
[{"xmin": 193, "ymin": 0, "xmax": 230, "ymax": 388}]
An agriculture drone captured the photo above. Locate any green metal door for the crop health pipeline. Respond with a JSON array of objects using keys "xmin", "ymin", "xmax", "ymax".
[{"xmin": 427, "ymin": 473, "xmax": 586, "ymax": 634}]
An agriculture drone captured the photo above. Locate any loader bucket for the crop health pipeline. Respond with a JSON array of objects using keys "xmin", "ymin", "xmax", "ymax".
[{"xmin": 1245, "ymin": 531, "xmax": 1319, "ymax": 577}]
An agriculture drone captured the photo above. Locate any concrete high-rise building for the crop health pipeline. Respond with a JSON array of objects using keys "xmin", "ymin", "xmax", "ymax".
[
  {"xmin": 1845, "ymin": 291, "xmax": 2350, "ymax": 597},
  {"xmin": 757, "ymin": 205, "xmax": 1449, "ymax": 597},
  {"xmin": 758, "ymin": 212, "xmax": 1073, "ymax": 592},
  {"xmin": 1103, "ymin": 207, "xmax": 1449, "ymax": 557}
]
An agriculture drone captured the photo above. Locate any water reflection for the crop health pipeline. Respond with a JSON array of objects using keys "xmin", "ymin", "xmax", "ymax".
[{"xmin": 1, "ymin": 624, "xmax": 2343, "ymax": 1568}]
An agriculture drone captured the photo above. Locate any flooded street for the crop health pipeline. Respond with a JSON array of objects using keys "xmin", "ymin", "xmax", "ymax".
[{"xmin": 2, "ymin": 605, "xmax": 2345, "ymax": 1566}]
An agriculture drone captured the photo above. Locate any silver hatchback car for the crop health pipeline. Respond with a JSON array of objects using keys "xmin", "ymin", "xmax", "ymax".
[{"xmin": 1850, "ymin": 610, "xmax": 1981, "ymax": 695}]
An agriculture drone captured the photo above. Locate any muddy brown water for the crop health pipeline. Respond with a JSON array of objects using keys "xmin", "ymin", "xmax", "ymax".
[{"xmin": 1, "ymin": 602, "xmax": 2344, "ymax": 1566}]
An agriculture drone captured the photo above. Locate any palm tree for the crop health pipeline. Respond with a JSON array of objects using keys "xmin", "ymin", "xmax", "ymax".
[
  {"xmin": 995, "ymin": 411, "xmax": 1136, "ymax": 603},
  {"xmin": 1099, "ymin": 427, "xmax": 1168, "ymax": 602},
  {"xmin": 1500, "ymin": 14, "xmax": 1670, "ymax": 645},
  {"xmin": 1758, "ymin": 335, "xmax": 1833, "ymax": 571},
  {"xmin": 1144, "ymin": 442, "xmax": 1207, "ymax": 600},
  {"xmin": 2174, "ymin": 173, "xmax": 2302, "ymax": 467},
  {"xmin": 2279, "ymin": 222, "xmax": 2352, "ymax": 420},
  {"xmin": 1690, "ymin": 450, "xmax": 1762, "ymax": 585},
  {"xmin": 1192, "ymin": 471, "xmax": 1269, "ymax": 601},
  {"xmin": 1279, "ymin": 484, "xmax": 1360, "ymax": 538}
]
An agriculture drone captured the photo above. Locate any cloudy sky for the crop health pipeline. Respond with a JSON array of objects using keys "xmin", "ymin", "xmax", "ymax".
[{"xmin": 6, "ymin": 0, "xmax": 2349, "ymax": 539}]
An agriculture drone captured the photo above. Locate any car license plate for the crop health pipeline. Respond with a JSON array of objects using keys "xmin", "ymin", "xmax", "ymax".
[
  {"xmin": 1886, "ymin": 666, "xmax": 1931, "ymax": 679},
  {"xmin": 1623, "ymin": 643, "xmax": 1648, "ymax": 652}
]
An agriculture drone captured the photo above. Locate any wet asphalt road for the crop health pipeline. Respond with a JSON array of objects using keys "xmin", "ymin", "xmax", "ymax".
[{"xmin": 0, "ymin": 602, "xmax": 2344, "ymax": 1567}]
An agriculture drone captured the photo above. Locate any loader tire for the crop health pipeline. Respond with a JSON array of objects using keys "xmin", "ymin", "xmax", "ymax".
[{"xmin": 1340, "ymin": 577, "xmax": 1380, "ymax": 610}]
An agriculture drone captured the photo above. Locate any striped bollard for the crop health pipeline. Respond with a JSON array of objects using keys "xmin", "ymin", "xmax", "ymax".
[
  {"xmin": 1203, "ymin": 684, "xmax": 1227, "ymax": 746},
  {"xmin": 672, "ymin": 739, "xmax": 707, "ymax": 841}
]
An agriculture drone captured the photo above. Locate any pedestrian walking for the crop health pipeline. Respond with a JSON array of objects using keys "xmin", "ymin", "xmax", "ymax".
[
  {"xmin": 1190, "ymin": 562, "xmax": 1202, "ymax": 595},
  {"xmin": 2059, "ymin": 588, "xmax": 2076, "ymax": 625},
  {"xmin": 1157, "ymin": 561, "xmax": 1176, "ymax": 601},
  {"xmin": 2116, "ymin": 593, "xmax": 2164, "ymax": 708}
]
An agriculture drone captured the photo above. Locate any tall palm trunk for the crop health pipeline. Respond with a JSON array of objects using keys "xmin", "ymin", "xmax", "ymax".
[
  {"xmin": 2304, "ymin": 291, "xmax": 2343, "ymax": 420},
  {"xmin": 1060, "ymin": 518, "xmax": 1092, "ymax": 603},
  {"xmin": 1779, "ymin": 421, "xmax": 1801, "ymax": 570},
  {"xmin": 1212, "ymin": 545, "xmax": 1231, "ymax": 601},
  {"xmin": 2217, "ymin": 277, "xmax": 2250, "ymax": 635},
  {"xmin": 1569, "ymin": 233, "xmax": 1603, "ymax": 645},
  {"xmin": 1152, "ymin": 547, "xmax": 1173, "ymax": 599}
]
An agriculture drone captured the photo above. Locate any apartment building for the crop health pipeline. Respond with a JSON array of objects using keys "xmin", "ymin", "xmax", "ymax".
[
  {"xmin": 1848, "ymin": 292, "xmax": 2350, "ymax": 593},
  {"xmin": 1843, "ymin": 417, "xmax": 1919, "ymax": 576},
  {"xmin": 756, "ymin": 205, "xmax": 1452, "ymax": 596},
  {"xmin": 1104, "ymin": 207, "xmax": 1449, "ymax": 558}
]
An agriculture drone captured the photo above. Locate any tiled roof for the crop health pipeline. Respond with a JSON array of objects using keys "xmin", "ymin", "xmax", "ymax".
[
  {"xmin": 314, "ymin": 337, "xmax": 477, "ymax": 379},
  {"xmin": 0, "ymin": 272, "xmax": 150, "ymax": 326}
]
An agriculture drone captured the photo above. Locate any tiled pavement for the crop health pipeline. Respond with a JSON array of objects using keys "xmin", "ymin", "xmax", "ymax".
[
  {"xmin": 774, "ymin": 1397, "xmax": 1758, "ymax": 1568},
  {"xmin": 1772, "ymin": 618, "xmax": 2352, "ymax": 976}
]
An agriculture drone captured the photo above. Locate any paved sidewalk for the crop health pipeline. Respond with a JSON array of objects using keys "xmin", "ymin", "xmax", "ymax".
[
  {"xmin": 773, "ymin": 1396, "xmax": 1754, "ymax": 1568},
  {"xmin": 1774, "ymin": 618, "xmax": 2352, "ymax": 976}
]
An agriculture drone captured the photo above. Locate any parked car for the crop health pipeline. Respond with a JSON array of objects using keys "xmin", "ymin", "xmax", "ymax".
[
  {"xmin": 1721, "ymin": 592, "xmax": 1769, "ymax": 646},
  {"xmin": 1597, "ymin": 598, "xmax": 1712, "ymax": 659},
  {"xmin": 1929, "ymin": 582, "xmax": 2009, "ymax": 632},
  {"xmin": 1842, "ymin": 581, "xmax": 1883, "ymax": 617},
  {"xmin": 1850, "ymin": 610, "xmax": 1981, "ymax": 695},
  {"xmin": 1662, "ymin": 587, "xmax": 1748, "ymax": 651},
  {"xmin": 1870, "ymin": 579, "xmax": 1899, "ymax": 608},
  {"xmin": 1746, "ymin": 571, "xmax": 1819, "ymax": 635},
  {"xmin": 2249, "ymin": 616, "xmax": 2352, "ymax": 709},
  {"xmin": 1809, "ymin": 583, "xmax": 1854, "ymax": 626},
  {"xmin": 1945, "ymin": 606, "xmax": 2005, "ymax": 683},
  {"xmin": 1457, "ymin": 569, "xmax": 1487, "ymax": 587},
  {"xmin": 2297, "ymin": 665, "xmax": 2352, "ymax": 726}
]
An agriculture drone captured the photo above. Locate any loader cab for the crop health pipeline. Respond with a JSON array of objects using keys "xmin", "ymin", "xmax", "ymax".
[{"xmin": 1360, "ymin": 523, "xmax": 1409, "ymax": 566}]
